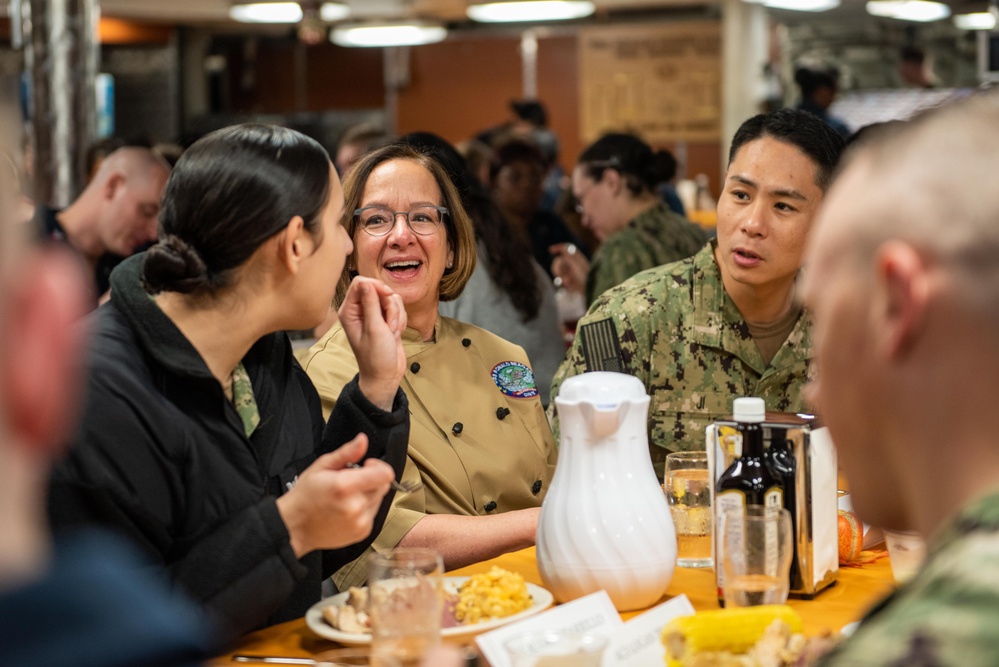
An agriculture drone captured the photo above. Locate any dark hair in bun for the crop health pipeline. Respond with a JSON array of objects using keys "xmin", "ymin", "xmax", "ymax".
[
  {"xmin": 143, "ymin": 123, "xmax": 331, "ymax": 295},
  {"xmin": 577, "ymin": 133, "xmax": 677, "ymax": 197}
]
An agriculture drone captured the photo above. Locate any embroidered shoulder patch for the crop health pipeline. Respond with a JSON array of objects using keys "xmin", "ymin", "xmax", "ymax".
[{"xmin": 491, "ymin": 361, "xmax": 538, "ymax": 399}]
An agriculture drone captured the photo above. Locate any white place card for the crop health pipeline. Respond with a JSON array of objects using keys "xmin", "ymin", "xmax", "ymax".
[
  {"xmin": 601, "ymin": 595, "xmax": 695, "ymax": 667},
  {"xmin": 475, "ymin": 590, "xmax": 623, "ymax": 667}
]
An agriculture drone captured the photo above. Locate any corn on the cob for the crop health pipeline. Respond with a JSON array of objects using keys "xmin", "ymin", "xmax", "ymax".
[{"xmin": 661, "ymin": 605, "xmax": 803, "ymax": 665}]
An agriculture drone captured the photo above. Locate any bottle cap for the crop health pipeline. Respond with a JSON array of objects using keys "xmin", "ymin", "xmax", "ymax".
[{"xmin": 733, "ymin": 397, "xmax": 765, "ymax": 423}]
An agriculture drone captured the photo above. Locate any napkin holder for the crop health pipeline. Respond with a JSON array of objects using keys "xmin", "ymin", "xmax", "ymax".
[{"xmin": 706, "ymin": 413, "xmax": 839, "ymax": 599}]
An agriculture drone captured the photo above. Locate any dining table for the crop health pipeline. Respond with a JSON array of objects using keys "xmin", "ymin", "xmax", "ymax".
[{"xmin": 208, "ymin": 546, "xmax": 895, "ymax": 665}]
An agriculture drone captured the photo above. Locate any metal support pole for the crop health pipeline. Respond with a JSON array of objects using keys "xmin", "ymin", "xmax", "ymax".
[
  {"xmin": 23, "ymin": 0, "xmax": 98, "ymax": 208},
  {"xmin": 520, "ymin": 30, "xmax": 538, "ymax": 99}
]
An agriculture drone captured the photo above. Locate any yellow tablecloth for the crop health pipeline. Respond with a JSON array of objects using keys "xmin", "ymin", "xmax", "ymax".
[{"xmin": 207, "ymin": 547, "xmax": 894, "ymax": 664}]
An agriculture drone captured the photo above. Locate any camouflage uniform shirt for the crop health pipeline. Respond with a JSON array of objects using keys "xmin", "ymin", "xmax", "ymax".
[
  {"xmin": 585, "ymin": 202, "xmax": 709, "ymax": 305},
  {"xmin": 549, "ymin": 241, "xmax": 812, "ymax": 477},
  {"xmin": 818, "ymin": 488, "xmax": 999, "ymax": 667}
]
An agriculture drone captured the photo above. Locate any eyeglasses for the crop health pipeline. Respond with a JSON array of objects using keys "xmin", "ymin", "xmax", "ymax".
[
  {"xmin": 354, "ymin": 205, "xmax": 448, "ymax": 237},
  {"xmin": 573, "ymin": 158, "xmax": 619, "ymax": 214},
  {"xmin": 574, "ymin": 182, "xmax": 596, "ymax": 215}
]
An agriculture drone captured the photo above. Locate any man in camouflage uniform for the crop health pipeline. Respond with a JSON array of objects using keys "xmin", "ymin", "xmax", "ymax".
[
  {"xmin": 549, "ymin": 109, "xmax": 845, "ymax": 477},
  {"xmin": 805, "ymin": 94, "xmax": 999, "ymax": 667}
]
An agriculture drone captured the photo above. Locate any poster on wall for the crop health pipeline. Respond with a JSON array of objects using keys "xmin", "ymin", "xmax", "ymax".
[{"xmin": 578, "ymin": 22, "xmax": 722, "ymax": 144}]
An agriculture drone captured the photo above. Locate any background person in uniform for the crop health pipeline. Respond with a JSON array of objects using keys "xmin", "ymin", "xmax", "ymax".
[
  {"xmin": 806, "ymin": 94, "xmax": 999, "ymax": 667},
  {"xmin": 899, "ymin": 46, "xmax": 936, "ymax": 88},
  {"xmin": 36, "ymin": 146, "xmax": 170, "ymax": 302},
  {"xmin": 549, "ymin": 109, "xmax": 844, "ymax": 478},
  {"xmin": 0, "ymin": 132, "xmax": 210, "ymax": 666},
  {"xmin": 301, "ymin": 143, "xmax": 557, "ymax": 590},
  {"xmin": 550, "ymin": 133, "xmax": 708, "ymax": 307},
  {"xmin": 795, "ymin": 64, "xmax": 851, "ymax": 138},
  {"xmin": 47, "ymin": 124, "xmax": 410, "ymax": 641}
]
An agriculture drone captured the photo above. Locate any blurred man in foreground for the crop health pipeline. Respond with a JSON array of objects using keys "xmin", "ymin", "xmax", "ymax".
[
  {"xmin": 0, "ymin": 150, "xmax": 208, "ymax": 664},
  {"xmin": 804, "ymin": 93, "xmax": 999, "ymax": 665},
  {"xmin": 37, "ymin": 146, "xmax": 169, "ymax": 302}
]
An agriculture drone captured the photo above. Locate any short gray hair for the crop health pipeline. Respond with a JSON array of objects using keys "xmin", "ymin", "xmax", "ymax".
[{"xmin": 842, "ymin": 92, "xmax": 999, "ymax": 319}]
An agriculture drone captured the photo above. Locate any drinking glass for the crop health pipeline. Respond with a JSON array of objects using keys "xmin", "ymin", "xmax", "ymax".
[
  {"xmin": 504, "ymin": 630, "xmax": 608, "ymax": 667},
  {"xmin": 718, "ymin": 504, "xmax": 793, "ymax": 607},
  {"xmin": 367, "ymin": 548, "xmax": 444, "ymax": 667},
  {"xmin": 664, "ymin": 451, "xmax": 713, "ymax": 568},
  {"xmin": 883, "ymin": 530, "xmax": 927, "ymax": 584}
]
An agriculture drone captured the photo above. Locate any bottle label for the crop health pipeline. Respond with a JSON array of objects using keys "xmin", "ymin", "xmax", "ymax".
[
  {"xmin": 764, "ymin": 487, "xmax": 783, "ymax": 578},
  {"xmin": 714, "ymin": 490, "xmax": 746, "ymax": 594}
]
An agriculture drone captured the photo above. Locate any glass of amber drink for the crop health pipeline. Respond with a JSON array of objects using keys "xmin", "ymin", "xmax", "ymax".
[{"xmin": 665, "ymin": 451, "xmax": 713, "ymax": 568}]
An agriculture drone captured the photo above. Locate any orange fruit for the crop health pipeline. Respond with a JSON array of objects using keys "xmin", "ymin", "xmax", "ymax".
[{"xmin": 838, "ymin": 510, "xmax": 864, "ymax": 564}]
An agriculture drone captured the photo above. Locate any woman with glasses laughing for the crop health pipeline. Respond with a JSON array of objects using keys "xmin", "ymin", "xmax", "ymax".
[{"xmin": 301, "ymin": 143, "xmax": 557, "ymax": 591}]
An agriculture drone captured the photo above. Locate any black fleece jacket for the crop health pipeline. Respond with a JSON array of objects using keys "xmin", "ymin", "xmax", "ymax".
[{"xmin": 48, "ymin": 254, "xmax": 409, "ymax": 642}]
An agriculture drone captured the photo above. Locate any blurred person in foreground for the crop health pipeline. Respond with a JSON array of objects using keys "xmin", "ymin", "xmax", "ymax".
[
  {"xmin": 47, "ymin": 124, "xmax": 410, "ymax": 641},
  {"xmin": 36, "ymin": 145, "xmax": 170, "ymax": 303},
  {"xmin": 402, "ymin": 132, "xmax": 565, "ymax": 407},
  {"xmin": 0, "ymin": 141, "xmax": 209, "ymax": 665},
  {"xmin": 550, "ymin": 132, "xmax": 708, "ymax": 307},
  {"xmin": 301, "ymin": 143, "xmax": 557, "ymax": 590},
  {"xmin": 806, "ymin": 94, "xmax": 999, "ymax": 666},
  {"xmin": 550, "ymin": 109, "xmax": 844, "ymax": 478}
]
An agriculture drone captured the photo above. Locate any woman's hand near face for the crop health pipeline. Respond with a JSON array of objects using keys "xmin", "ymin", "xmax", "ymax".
[
  {"xmin": 338, "ymin": 276, "xmax": 407, "ymax": 411},
  {"xmin": 276, "ymin": 435, "xmax": 395, "ymax": 558},
  {"xmin": 549, "ymin": 243, "xmax": 590, "ymax": 295}
]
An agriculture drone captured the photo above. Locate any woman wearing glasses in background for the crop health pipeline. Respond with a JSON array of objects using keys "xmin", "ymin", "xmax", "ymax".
[
  {"xmin": 550, "ymin": 133, "xmax": 709, "ymax": 306},
  {"xmin": 301, "ymin": 143, "xmax": 557, "ymax": 590}
]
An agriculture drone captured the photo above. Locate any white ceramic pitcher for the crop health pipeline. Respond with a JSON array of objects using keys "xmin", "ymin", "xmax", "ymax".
[{"xmin": 537, "ymin": 372, "xmax": 677, "ymax": 611}]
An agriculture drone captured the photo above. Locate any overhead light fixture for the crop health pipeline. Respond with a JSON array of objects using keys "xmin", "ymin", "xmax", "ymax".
[
  {"xmin": 865, "ymin": 1, "xmax": 951, "ymax": 22},
  {"xmin": 330, "ymin": 21, "xmax": 448, "ymax": 47},
  {"xmin": 229, "ymin": 2, "xmax": 303, "ymax": 23},
  {"xmin": 319, "ymin": 3, "xmax": 351, "ymax": 22},
  {"xmin": 954, "ymin": 12, "xmax": 996, "ymax": 30},
  {"xmin": 467, "ymin": 1, "xmax": 595, "ymax": 23},
  {"xmin": 745, "ymin": 0, "xmax": 840, "ymax": 11}
]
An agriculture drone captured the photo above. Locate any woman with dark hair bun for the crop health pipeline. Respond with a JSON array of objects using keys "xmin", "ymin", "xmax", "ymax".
[
  {"xmin": 48, "ymin": 123, "xmax": 411, "ymax": 641},
  {"xmin": 552, "ymin": 132, "xmax": 709, "ymax": 305}
]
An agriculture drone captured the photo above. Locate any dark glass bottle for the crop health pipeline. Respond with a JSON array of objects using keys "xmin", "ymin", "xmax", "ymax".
[
  {"xmin": 716, "ymin": 398, "xmax": 784, "ymax": 509},
  {"xmin": 715, "ymin": 397, "xmax": 785, "ymax": 605},
  {"xmin": 765, "ymin": 428, "xmax": 799, "ymax": 591}
]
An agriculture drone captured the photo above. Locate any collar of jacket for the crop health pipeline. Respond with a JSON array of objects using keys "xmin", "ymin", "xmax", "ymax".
[{"xmin": 108, "ymin": 253, "xmax": 281, "ymax": 381}]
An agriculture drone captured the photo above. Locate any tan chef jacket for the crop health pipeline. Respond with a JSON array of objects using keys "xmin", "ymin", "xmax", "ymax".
[{"xmin": 300, "ymin": 316, "xmax": 558, "ymax": 590}]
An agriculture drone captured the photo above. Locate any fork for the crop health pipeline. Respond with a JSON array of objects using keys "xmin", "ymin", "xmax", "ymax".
[{"xmin": 345, "ymin": 462, "xmax": 423, "ymax": 494}]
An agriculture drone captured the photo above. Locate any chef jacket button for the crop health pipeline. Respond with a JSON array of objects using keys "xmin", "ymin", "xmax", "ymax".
[
  {"xmin": 410, "ymin": 362, "xmax": 421, "ymax": 374},
  {"xmin": 532, "ymin": 480, "xmax": 543, "ymax": 495},
  {"xmin": 484, "ymin": 501, "xmax": 497, "ymax": 512},
  {"xmin": 462, "ymin": 338, "xmax": 471, "ymax": 347},
  {"xmin": 496, "ymin": 407, "xmax": 510, "ymax": 420},
  {"xmin": 452, "ymin": 422, "xmax": 463, "ymax": 435}
]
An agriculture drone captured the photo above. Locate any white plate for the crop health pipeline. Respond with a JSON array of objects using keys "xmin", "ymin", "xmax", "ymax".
[{"xmin": 305, "ymin": 576, "xmax": 554, "ymax": 646}]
